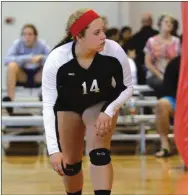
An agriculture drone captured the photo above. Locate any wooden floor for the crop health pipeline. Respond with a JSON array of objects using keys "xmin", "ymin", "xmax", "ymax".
[{"xmin": 2, "ymin": 154, "xmax": 188, "ymax": 195}]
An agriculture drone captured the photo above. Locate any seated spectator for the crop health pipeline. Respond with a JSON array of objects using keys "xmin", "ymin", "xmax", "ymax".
[
  {"xmin": 144, "ymin": 14, "xmax": 180, "ymax": 99},
  {"xmin": 119, "ymin": 26, "xmax": 132, "ymax": 47},
  {"xmin": 119, "ymin": 26, "xmax": 136, "ymax": 60},
  {"xmin": 155, "ymin": 55, "xmax": 181, "ymax": 157},
  {"xmin": 171, "ymin": 19, "xmax": 179, "ymax": 38},
  {"xmin": 3, "ymin": 24, "xmax": 50, "ymax": 114},
  {"xmin": 129, "ymin": 12, "xmax": 159, "ymax": 84},
  {"xmin": 105, "ymin": 27, "xmax": 120, "ymax": 43}
]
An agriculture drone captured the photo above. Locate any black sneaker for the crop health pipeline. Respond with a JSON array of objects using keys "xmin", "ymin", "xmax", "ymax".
[{"xmin": 2, "ymin": 96, "xmax": 13, "ymax": 115}]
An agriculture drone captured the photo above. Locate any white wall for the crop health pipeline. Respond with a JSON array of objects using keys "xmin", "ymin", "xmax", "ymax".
[
  {"xmin": 129, "ymin": 2, "xmax": 182, "ymax": 33},
  {"xmin": 116, "ymin": 2, "xmax": 130, "ymax": 29}
]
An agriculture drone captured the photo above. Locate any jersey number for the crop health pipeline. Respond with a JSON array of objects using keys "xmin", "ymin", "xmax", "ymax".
[{"xmin": 82, "ymin": 79, "xmax": 100, "ymax": 94}]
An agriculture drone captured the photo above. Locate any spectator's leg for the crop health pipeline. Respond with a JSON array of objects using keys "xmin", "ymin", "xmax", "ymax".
[
  {"xmin": 34, "ymin": 68, "xmax": 43, "ymax": 101},
  {"xmin": 6, "ymin": 62, "xmax": 27, "ymax": 100},
  {"xmin": 155, "ymin": 99, "xmax": 174, "ymax": 157},
  {"xmin": 146, "ymin": 76, "xmax": 163, "ymax": 99},
  {"xmin": 34, "ymin": 67, "xmax": 42, "ymax": 84}
]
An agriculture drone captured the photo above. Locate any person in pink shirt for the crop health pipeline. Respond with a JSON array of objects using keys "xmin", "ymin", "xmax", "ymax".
[{"xmin": 144, "ymin": 14, "xmax": 181, "ymax": 98}]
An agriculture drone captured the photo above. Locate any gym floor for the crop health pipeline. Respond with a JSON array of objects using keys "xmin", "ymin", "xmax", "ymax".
[{"xmin": 2, "ymin": 155, "xmax": 188, "ymax": 195}]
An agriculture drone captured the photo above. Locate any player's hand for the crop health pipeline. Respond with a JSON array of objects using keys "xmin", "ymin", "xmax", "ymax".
[
  {"xmin": 95, "ymin": 112, "xmax": 112, "ymax": 137},
  {"xmin": 50, "ymin": 152, "xmax": 66, "ymax": 176}
]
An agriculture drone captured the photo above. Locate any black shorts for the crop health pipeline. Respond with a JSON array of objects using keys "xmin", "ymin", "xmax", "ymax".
[
  {"xmin": 55, "ymin": 104, "xmax": 92, "ymax": 116},
  {"xmin": 16, "ymin": 67, "xmax": 41, "ymax": 88},
  {"xmin": 55, "ymin": 100, "xmax": 106, "ymax": 116}
]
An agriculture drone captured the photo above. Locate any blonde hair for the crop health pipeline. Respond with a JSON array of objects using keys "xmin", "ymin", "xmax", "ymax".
[
  {"xmin": 52, "ymin": 8, "xmax": 98, "ymax": 51},
  {"xmin": 66, "ymin": 8, "xmax": 91, "ymax": 36}
]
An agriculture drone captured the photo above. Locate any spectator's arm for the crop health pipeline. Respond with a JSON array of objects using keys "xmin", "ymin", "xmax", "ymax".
[
  {"xmin": 145, "ymin": 54, "xmax": 163, "ymax": 80},
  {"xmin": 128, "ymin": 33, "xmax": 139, "ymax": 54},
  {"xmin": 41, "ymin": 41, "xmax": 51, "ymax": 64},
  {"xmin": 4, "ymin": 40, "xmax": 33, "ymax": 66},
  {"xmin": 144, "ymin": 39, "xmax": 163, "ymax": 80}
]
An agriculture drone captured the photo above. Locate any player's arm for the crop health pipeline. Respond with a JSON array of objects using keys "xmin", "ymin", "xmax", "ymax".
[
  {"xmin": 101, "ymin": 44, "xmax": 133, "ymax": 117},
  {"xmin": 42, "ymin": 51, "xmax": 60, "ymax": 155}
]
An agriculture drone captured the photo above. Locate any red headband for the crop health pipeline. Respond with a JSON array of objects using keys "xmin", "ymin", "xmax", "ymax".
[{"xmin": 69, "ymin": 10, "xmax": 100, "ymax": 37}]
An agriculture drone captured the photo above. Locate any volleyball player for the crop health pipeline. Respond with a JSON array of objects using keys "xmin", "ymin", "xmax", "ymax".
[{"xmin": 42, "ymin": 8, "xmax": 133, "ymax": 195}]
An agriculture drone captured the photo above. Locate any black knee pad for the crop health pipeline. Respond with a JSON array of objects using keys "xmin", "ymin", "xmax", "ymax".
[
  {"xmin": 89, "ymin": 148, "xmax": 111, "ymax": 166},
  {"xmin": 62, "ymin": 161, "xmax": 82, "ymax": 176}
]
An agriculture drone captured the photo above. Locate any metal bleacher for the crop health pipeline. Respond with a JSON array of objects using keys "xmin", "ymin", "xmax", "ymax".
[{"xmin": 2, "ymin": 85, "xmax": 174, "ymax": 154}]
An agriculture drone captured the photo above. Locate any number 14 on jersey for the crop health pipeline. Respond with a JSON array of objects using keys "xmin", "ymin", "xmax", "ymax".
[{"xmin": 82, "ymin": 79, "xmax": 100, "ymax": 94}]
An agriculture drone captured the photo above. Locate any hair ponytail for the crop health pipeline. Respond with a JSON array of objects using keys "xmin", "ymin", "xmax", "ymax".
[{"xmin": 51, "ymin": 33, "xmax": 73, "ymax": 51}]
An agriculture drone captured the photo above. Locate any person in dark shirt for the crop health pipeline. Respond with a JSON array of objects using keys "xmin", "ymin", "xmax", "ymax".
[
  {"xmin": 129, "ymin": 13, "xmax": 158, "ymax": 84},
  {"xmin": 119, "ymin": 26, "xmax": 132, "ymax": 48},
  {"xmin": 42, "ymin": 8, "xmax": 133, "ymax": 195},
  {"xmin": 119, "ymin": 26, "xmax": 136, "ymax": 60},
  {"xmin": 155, "ymin": 55, "xmax": 181, "ymax": 157},
  {"xmin": 105, "ymin": 28, "xmax": 120, "ymax": 42},
  {"xmin": 171, "ymin": 19, "xmax": 180, "ymax": 38}
]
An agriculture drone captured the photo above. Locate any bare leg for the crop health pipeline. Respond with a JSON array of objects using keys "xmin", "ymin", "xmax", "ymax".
[
  {"xmin": 34, "ymin": 67, "xmax": 42, "ymax": 84},
  {"xmin": 155, "ymin": 99, "xmax": 173, "ymax": 156},
  {"xmin": 57, "ymin": 111, "xmax": 85, "ymax": 193},
  {"xmin": 6, "ymin": 62, "xmax": 27, "ymax": 100},
  {"xmin": 82, "ymin": 102, "xmax": 119, "ymax": 191}
]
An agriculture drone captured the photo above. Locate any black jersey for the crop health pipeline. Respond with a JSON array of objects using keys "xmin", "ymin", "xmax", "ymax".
[{"xmin": 42, "ymin": 39, "xmax": 133, "ymax": 155}]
